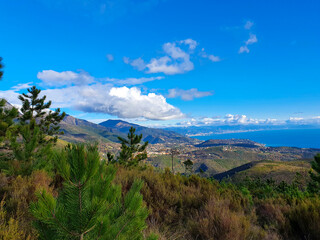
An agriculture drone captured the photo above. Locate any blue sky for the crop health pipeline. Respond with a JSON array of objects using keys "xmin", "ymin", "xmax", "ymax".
[{"xmin": 0, "ymin": 0, "xmax": 319, "ymax": 127}]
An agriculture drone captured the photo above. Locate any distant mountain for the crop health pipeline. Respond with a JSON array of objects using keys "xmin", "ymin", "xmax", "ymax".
[
  {"xmin": 1, "ymin": 100, "xmax": 198, "ymax": 145},
  {"xmin": 195, "ymin": 139, "xmax": 264, "ymax": 148},
  {"xmin": 59, "ymin": 115, "xmax": 125, "ymax": 143},
  {"xmin": 99, "ymin": 119, "xmax": 197, "ymax": 144}
]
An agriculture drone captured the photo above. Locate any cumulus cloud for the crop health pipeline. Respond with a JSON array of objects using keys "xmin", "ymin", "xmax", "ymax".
[
  {"xmin": 1, "ymin": 73, "xmax": 184, "ymax": 120},
  {"xmin": 239, "ymin": 46, "xmax": 249, "ymax": 53},
  {"xmin": 167, "ymin": 88, "xmax": 213, "ymax": 101},
  {"xmin": 207, "ymin": 55, "xmax": 221, "ymax": 62},
  {"xmin": 146, "ymin": 42, "xmax": 194, "ymax": 74},
  {"xmin": 106, "ymin": 54, "xmax": 114, "ymax": 61},
  {"xmin": 175, "ymin": 114, "xmax": 283, "ymax": 127},
  {"xmin": 37, "ymin": 70, "xmax": 94, "ymax": 86},
  {"xmin": 123, "ymin": 56, "xmax": 130, "ymax": 64},
  {"xmin": 200, "ymin": 49, "xmax": 221, "ymax": 62},
  {"xmin": 125, "ymin": 39, "xmax": 219, "ymax": 75},
  {"xmin": 286, "ymin": 117, "xmax": 320, "ymax": 125},
  {"xmin": 41, "ymin": 85, "xmax": 185, "ymax": 120},
  {"xmin": 123, "ymin": 57, "xmax": 146, "ymax": 71},
  {"xmin": 239, "ymin": 34, "xmax": 258, "ymax": 54},
  {"xmin": 244, "ymin": 20, "xmax": 254, "ymax": 30},
  {"xmin": 179, "ymin": 39, "xmax": 198, "ymax": 50},
  {"xmin": 245, "ymin": 34, "xmax": 258, "ymax": 45}
]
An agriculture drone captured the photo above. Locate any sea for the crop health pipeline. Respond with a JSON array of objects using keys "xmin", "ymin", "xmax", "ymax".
[{"xmin": 190, "ymin": 128, "xmax": 320, "ymax": 149}]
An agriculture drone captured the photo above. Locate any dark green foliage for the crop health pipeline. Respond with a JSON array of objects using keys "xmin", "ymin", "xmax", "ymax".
[
  {"xmin": 0, "ymin": 99, "xmax": 18, "ymax": 141},
  {"xmin": 238, "ymin": 176, "xmax": 305, "ymax": 200},
  {"xmin": 8, "ymin": 120, "xmax": 54, "ymax": 175},
  {"xmin": 183, "ymin": 159, "xmax": 193, "ymax": 175},
  {"xmin": 0, "ymin": 57, "xmax": 3, "ymax": 80},
  {"xmin": 7, "ymin": 86, "xmax": 65, "ymax": 175},
  {"xmin": 106, "ymin": 151, "xmax": 115, "ymax": 162},
  {"xmin": 308, "ymin": 153, "xmax": 320, "ymax": 193},
  {"xmin": 117, "ymin": 127, "xmax": 148, "ymax": 166},
  {"xmin": 18, "ymin": 86, "xmax": 65, "ymax": 144},
  {"xmin": 0, "ymin": 59, "xmax": 19, "ymax": 167},
  {"xmin": 30, "ymin": 144, "xmax": 150, "ymax": 240}
]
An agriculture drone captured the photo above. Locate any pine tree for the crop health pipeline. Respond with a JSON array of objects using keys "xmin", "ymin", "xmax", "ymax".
[
  {"xmin": 0, "ymin": 100, "xmax": 18, "ymax": 142},
  {"xmin": 0, "ymin": 57, "xmax": 18, "ymax": 142},
  {"xmin": 0, "ymin": 57, "xmax": 4, "ymax": 80},
  {"xmin": 308, "ymin": 153, "xmax": 320, "ymax": 193},
  {"xmin": 117, "ymin": 127, "xmax": 148, "ymax": 166},
  {"xmin": 18, "ymin": 86, "xmax": 65, "ymax": 144},
  {"xmin": 8, "ymin": 86, "xmax": 65, "ymax": 175},
  {"xmin": 30, "ymin": 144, "xmax": 153, "ymax": 240},
  {"xmin": 183, "ymin": 159, "xmax": 193, "ymax": 175},
  {"xmin": 0, "ymin": 58, "xmax": 19, "ymax": 166}
]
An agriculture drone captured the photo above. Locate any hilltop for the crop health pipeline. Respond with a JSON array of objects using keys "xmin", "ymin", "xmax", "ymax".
[
  {"xmin": 59, "ymin": 115, "xmax": 125, "ymax": 143},
  {"xmin": 58, "ymin": 115, "xmax": 197, "ymax": 145},
  {"xmin": 99, "ymin": 119, "xmax": 197, "ymax": 144}
]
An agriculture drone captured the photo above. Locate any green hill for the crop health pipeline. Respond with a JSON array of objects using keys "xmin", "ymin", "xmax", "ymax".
[
  {"xmin": 99, "ymin": 119, "xmax": 197, "ymax": 144},
  {"xmin": 59, "ymin": 115, "xmax": 125, "ymax": 143}
]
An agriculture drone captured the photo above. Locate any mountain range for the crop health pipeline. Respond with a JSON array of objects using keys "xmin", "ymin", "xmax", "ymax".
[{"xmin": 59, "ymin": 115, "xmax": 196, "ymax": 145}]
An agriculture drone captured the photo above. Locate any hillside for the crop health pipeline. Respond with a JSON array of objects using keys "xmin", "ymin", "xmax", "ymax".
[
  {"xmin": 195, "ymin": 139, "xmax": 264, "ymax": 148},
  {"xmin": 58, "ymin": 115, "xmax": 198, "ymax": 145},
  {"xmin": 230, "ymin": 160, "xmax": 311, "ymax": 185},
  {"xmin": 147, "ymin": 143, "xmax": 320, "ymax": 177},
  {"xmin": 99, "ymin": 119, "xmax": 197, "ymax": 144},
  {"xmin": 59, "ymin": 115, "xmax": 125, "ymax": 143}
]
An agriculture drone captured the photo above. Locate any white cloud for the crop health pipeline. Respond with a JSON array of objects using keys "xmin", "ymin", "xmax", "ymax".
[
  {"xmin": 239, "ymin": 34, "xmax": 258, "ymax": 54},
  {"xmin": 48, "ymin": 85, "xmax": 184, "ymax": 120},
  {"xmin": 244, "ymin": 21, "xmax": 254, "ymax": 30},
  {"xmin": 1, "ymin": 77, "xmax": 184, "ymax": 120},
  {"xmin": 207, "ymin": 55, "xmax": 221, "ymax": 62},
  {"xmin": 146, "ymin": 42, "xmax": 194, "ymax": 75},
  {"xmin": 200, "ymin": 48, "xmax": 221, "ymax": 62},
  {"xmin": 245, "ymin": 34, "xmax": 258, "ymax": 45},
  {"xmin": 125, "ymin": 39, "xmax": 202, "ymax": 75},
  {"xmin": 106, "ymin": 54, "xmax": 114, "ymax": 61},
  {"xmin": 145, "ymin": 56, "xmax": 178, "ymax": 74},
  {"xmin": 123, "ymin": 56, "xmax": 130, "ymax": 64},
  {"xmin": 179, "ymin": 39, "xmax": 198, "ymax": 50},
  {"xmin": 175, "ymin": 114, "xmax": 283, "ymax": 127},
  {"xmin": 37, "ymin": 70, "xmax": 163, "ymax": 87},
  {"xmin": 125, "ymin": 39, "xmax": 221, "ymax": 75},
  {"xmin": 106, "ymin": 76, "xmax": 164, "ymax": 85},
  {"xmin": 11, "ymin": 82, "xmax": 33, "ymax": 91},
  {"xmin": 286, "ymin": 117, "xmax": 320, "ymax": 125},
  {"xmin": 128, "ymin": 58, "xmax": 146, "ymax": 71},
  {"xmin": 239, "ymin": 46, "xmax": 249, "ymax": 53},
  {"xmin": 37, "ymin": 70, "xmax": 94, "ymax": 86},
  {"xmin": 167, "ymin": 88, "xmax": 213, "ymax": 101},
  {"xmin": 45, "ymin": 85, "xmax": 185, "ymax": 120},
  {"xmin": 0, "ymin": 90, "xmax": 20, "ymax": 105}
]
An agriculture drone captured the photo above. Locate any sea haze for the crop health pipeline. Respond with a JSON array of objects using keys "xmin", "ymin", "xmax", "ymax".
[{"xmin": 190, "ymin": 128, "xmax": 320, "ymax": 149}]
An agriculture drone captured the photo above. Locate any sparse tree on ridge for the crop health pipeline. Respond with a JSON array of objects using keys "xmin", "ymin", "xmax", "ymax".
[
  {"xmin": 170, "ymin": 147, "xmax": 179, "ymax": 174},
  {"xmin": 183, "ymin": 159, "xmax": 193, "ymax": 175},
  {"xmin": 117, "ymin": 127, "xmax": 148, "ymax": 166}
]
